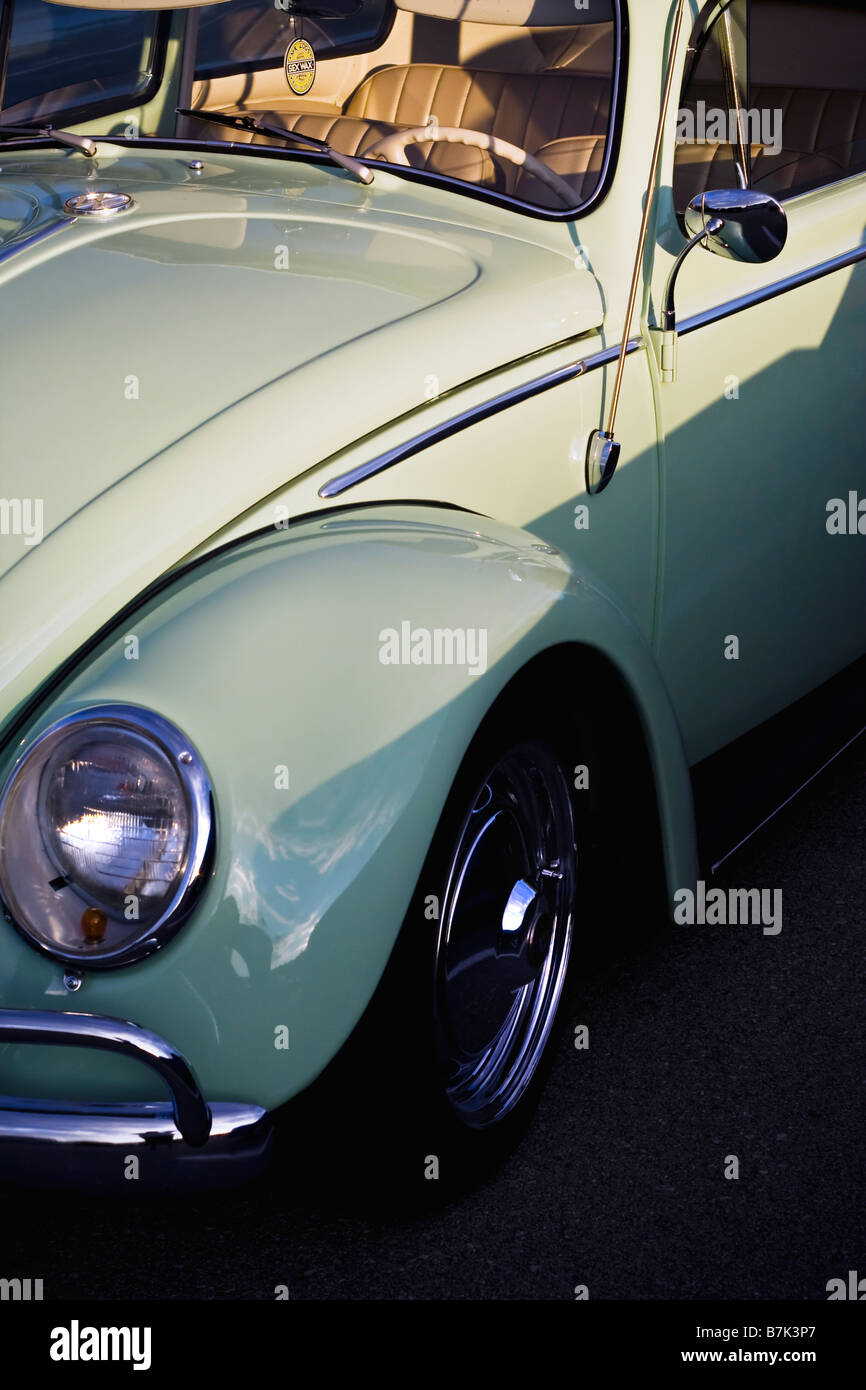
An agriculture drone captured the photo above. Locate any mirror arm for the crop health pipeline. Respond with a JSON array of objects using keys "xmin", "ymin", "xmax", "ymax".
[
  {"xmin": 650, "ymin": 216, "xmax": 724, "ymax": 384},
  {"xmin": 661, "ymin": 216, "xmax": 725, "ymax": 331}
]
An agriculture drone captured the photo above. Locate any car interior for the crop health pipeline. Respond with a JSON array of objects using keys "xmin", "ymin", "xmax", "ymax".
[
  {"xmin": 189, "ymin": 0, "xmax": 619, "ymax": 211},
  {"xmin": 673, "ymin": 0, "xmax": 866, "ymax": 211}
]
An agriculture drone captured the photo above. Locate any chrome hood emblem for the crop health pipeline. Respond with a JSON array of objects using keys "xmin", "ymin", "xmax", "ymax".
[{"xmin": 63, "ymin": 191, "xmax": 134, "ymax": 218}]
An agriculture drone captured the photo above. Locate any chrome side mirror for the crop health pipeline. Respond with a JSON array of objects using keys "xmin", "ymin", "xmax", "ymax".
[
  {"xmin": 685, "ymin": 188, "xmax": 788, "ymax": 265},
  {"xmin": 662, "ymin": 189, "xmax": 788, "ymax": 331}
]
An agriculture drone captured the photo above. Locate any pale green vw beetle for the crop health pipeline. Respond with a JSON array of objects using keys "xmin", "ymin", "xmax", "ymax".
[{"xmin": 0, "ymin": 0, "xmax": 864, "ymax": 1189}]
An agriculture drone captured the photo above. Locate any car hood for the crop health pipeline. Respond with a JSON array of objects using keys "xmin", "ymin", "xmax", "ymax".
[{"xmin": 0, "ymin": 146, "xmax": 603, "ymax": 726}]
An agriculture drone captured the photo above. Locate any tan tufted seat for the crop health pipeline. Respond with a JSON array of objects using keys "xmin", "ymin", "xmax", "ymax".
[
  {"xmin": 674, "ymin": 85, "xmax": 866, "ymax": 211},
  {"xmin": 673, "ymin": 2, "xmax": 866, "ymax": 211},
  {"xmin": 348, "ymin": 62, "xmax": 611, "ymax": 199},
  {"xmin": 346, "ymin": 63, "xmax": 609, "ymax": 148},
  {"xmin": 514, "ymin": 133, "xmax": 607, "ymax": 204},
  {"xmin": 749, "ymin": 84, "xmax": 866, "ymax": 196}
]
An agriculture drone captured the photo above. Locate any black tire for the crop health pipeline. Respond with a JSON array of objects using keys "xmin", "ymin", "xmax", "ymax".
[{"xmin": 286, "ymin": 680, "xmax": 587, "ymax": 1207}]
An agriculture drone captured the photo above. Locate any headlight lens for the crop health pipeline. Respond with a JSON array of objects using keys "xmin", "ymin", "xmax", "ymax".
[{"xmin": 0, "ymin": 706, "xmax": 214, "ymax": 968}]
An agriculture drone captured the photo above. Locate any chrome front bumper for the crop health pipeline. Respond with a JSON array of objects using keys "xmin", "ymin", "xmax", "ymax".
[{"xmin": 0, "ymin": 1009, "xmax": 274, "ymax": 1190}]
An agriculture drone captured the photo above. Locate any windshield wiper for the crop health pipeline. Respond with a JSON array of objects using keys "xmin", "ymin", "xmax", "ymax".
[
  {"xmin": 176, "ymin": 108, "xmax": 374, "ymax": 186},
  {"xmin": 0, "ymin": 122, "xmax": 97, "ymax": 156}
]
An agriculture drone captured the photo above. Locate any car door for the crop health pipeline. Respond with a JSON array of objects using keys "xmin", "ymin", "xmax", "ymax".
[{"xmin": 652, "ymin": 0, "xmax": 866, "ymax": 766}]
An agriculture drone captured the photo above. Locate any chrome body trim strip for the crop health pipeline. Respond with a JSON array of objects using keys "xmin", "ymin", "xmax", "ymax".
[
  {"xmin": 321, "ymin": 245, "xmax": 866, "ymax": 501},
  {"xmin": 319, "ymin": 338, "xmax": 642, "ymax": 499},
  {"xmin": 0, "ymin": 215, "xmax": 76, "ymax": 266},
  {"xmin": 679, "ymin": 244, "xmax": 866, "ymax": 336}
]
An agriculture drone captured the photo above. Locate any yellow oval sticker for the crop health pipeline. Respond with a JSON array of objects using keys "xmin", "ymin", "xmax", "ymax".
[{"xmin": 284, "ymin": 38, "xmax": 316, "ymax": 97}]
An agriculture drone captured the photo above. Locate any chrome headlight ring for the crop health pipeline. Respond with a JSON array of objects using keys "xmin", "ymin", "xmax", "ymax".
[{"xmin": 0, "ymin": 704, "xmax": 215, "ymax": 970}]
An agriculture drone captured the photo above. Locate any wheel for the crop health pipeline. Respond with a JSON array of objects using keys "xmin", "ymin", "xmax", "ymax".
[
  {"xmin": 432, "ymin": 739, "xmax": 576, "ymax": 1134},
  {"xmin": 287, "ymin": 688, "xmax": 583, "ymax": 1203}
]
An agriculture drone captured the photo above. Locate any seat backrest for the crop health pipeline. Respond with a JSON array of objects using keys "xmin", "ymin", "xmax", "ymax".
[
  {"xmin": 675, "ymin": 82, "xmax": 866, "ymax": 209},
  {"xmin": 750, "ymin": 84, "xmax": 866, "ymax": 196},
  {"xmin": 345, "ymin": 63, "xmax": 610, "ymax": 167},
  {"xmin": 674, "ymin": 0, "xmax": 866, "ymax": 209}
]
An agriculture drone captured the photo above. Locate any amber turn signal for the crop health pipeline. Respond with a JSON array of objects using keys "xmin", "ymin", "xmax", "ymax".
[{"xmin": 81, "ymin": 907, "xmax": 107, "ymax": 943}]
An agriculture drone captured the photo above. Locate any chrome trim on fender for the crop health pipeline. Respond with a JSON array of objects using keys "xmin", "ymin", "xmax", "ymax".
[
  {"xmin": 0, "ymin": 215, "xmax": 77, "ymax": 267},
  {"xmin": 319, "ymin": 338, "xmax": 643, "ymax": 499},
  {"xmin": 679, "ymin": 244, "xmax": 866, "ymax": 337},
  {"xmin": 0, "ymin": 1009, "xmax": 274, "ymax": 1189}
]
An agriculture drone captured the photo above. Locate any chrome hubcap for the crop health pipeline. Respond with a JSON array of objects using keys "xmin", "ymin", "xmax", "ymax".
[{"xmin": 433, "ymin": 743, "xmax": 576, "ymax": 1129}]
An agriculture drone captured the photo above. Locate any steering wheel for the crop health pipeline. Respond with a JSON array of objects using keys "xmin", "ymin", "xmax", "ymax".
[{"xmin": 365, "ymin": 125, "xmax": 577, "ymax": 207}]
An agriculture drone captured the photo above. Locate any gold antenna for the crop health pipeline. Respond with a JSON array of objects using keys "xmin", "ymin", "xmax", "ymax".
[{"xmin": 586, "ymin": 0, "xmax": 688, "ymax": 494}]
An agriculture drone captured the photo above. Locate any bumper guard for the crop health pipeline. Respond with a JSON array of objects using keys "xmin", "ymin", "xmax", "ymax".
[{"xmin": 0, "ymin": 1009, "xmax": 274, "ymax": 1190}]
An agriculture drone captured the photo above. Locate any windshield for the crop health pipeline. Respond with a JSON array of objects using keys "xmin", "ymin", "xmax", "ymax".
[
  {"xmin": 0, "ymin": 0, "xmax": 164, "ymax": 124},
  {"xmin": 196, "ymin": 0, "xmax": 394, "ymax": 77},
  {"xmin": 0, "ymin": 0, "xmax": 622, "ymax": 217}
]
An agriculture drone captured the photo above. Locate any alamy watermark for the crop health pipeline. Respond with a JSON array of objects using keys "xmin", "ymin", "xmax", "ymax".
[
  {"xmin": 827, "ymin": 1270, "xmax": 866, "ymax": 1299},
  {"xmin": 676, "ymin": 101, "xmax": 783, "ymax": 158},
  {"xmin": 379, "ymin": 622, "xmax": 488, "ymax": 676},
  {"xmin": 0, "ymin": 1276, "xmax": 43, "ymax": 1300},
  {"xmin": 49, "ymin": 1321, "xmax": 151, "ymax": 1371},
  {"xmin": 826, "ymin": 492, "xmax": 866, "ymax": 534},
  {"xmin": 0, "ymin": 497, "xmax": 43, "ymax": 546},
  {"xmin": 673, "ymin": 881, "xmax": 782, "ymax": 935}
]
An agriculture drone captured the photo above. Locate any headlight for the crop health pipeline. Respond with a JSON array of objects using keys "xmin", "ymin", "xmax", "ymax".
[{"xmin": 0, "ymin": 705, "xmax": 214, "ymax": 969}]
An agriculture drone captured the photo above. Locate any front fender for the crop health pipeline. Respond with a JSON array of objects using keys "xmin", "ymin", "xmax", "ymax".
[{"xmin": 0, "ymin": 504, "xmax": 696, "ymax": 1111}]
